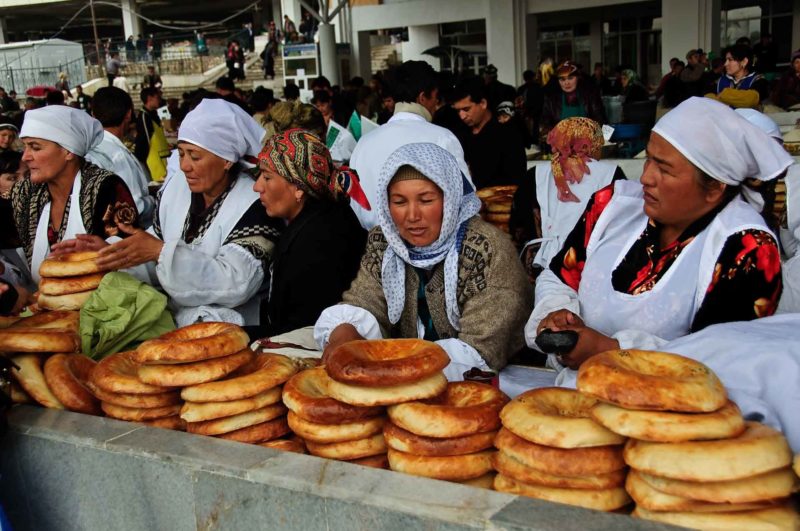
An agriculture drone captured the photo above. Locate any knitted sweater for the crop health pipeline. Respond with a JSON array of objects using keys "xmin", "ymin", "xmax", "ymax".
[{"xmin": 342, "ymin": 216, "xmax": 533, "ymax": 371}]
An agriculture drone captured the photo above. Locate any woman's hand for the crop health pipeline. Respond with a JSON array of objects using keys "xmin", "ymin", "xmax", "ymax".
[
  {"xmin": 321, "ymin": 323, "xmax": 364, "ymax": 364},
  {"xmin": 537, "ymin": 309, "xmax": 584, "ymax": 334},
  {"xmin": 554, "ymin": 324, "xmax": 619, "ymax": 371},
  {"xmin": 50, "ymin": 234, "xmax": 108, "ymax": 255},
  {"xmin": 96, "ymin": 223, "xmax": 164, "ymax": 270}
]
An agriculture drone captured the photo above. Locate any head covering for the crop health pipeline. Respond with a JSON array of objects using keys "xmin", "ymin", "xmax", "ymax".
[
  {"xmin": 20, "ymin": 105, "xmax": 103, "ymax": 157},
  {"xmin": 377, "ymin": 143, "xmax": 481, "ymax": 330},
  {"xmin": 178, "ymin": 98, "xmax": 264, "ymax": 168},
  {"xmin": 651, "ymin": 97, "xmax": 793, "ymax": 210},
  {"xmin": 258, "ymin": 128, "xmax": 370, "ymax": 208},
  {"xmin": 484, "ymin": 64, "xmax": 498, "ymax": 77},
  {"xmin": 496, "ymin": 101, "xmax": 515, "ymax": 117},
  {"xmin": 735, "ymin": 108, "xmax": 783, "ymax": 143},
  {"xmin": 547, "ymin": 117, "xmax": 604, "ymax": 202},
  {"xmin": 556, "ymin": 61, "xmax": 578, "ymax": 77},
  {"xmin": 0, "ymin": 123, "xmax": 18, "ymax": 133},
  {"xmin": 622, "ymin": 69, "xmax": 640, "ymax": 84}
]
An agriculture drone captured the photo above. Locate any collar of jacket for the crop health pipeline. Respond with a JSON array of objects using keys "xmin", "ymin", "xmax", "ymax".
[{"xmin": 393, "ymin": 102, "xmax": 432, "ymax": 122}]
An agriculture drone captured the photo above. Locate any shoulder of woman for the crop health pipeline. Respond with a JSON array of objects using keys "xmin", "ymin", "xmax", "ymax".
[{"xmin": 460, "ymin": 217, "xmax": 518, "ymax": 265}]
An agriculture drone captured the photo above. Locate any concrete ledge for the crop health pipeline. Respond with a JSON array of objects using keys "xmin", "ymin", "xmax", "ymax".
[{"xmin": 0, "ymin": 406, "xmax": 675, "ymax": 531}]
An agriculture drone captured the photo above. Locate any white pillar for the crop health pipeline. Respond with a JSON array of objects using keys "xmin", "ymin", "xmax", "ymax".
[
  {"xmin": 121, "ymin": 0, "xmax": 141, "ymax": 40},
  {"xmin": 271, "ymin": 0, "xmax": 282, "ymax": 23},
  {"xmin": 351, "ymin": 29, "xmax": 371, "ymax": 78},
  {"xmin": 318, "ymin": 22, "xmax": 340, "ymax": 85},
  {"xmin": 661, "ymin": 0, "xmax": 721, "ymax": 75},
  {"xmin": 0, "ymin": 18, "xmax": 7, "ymax": 45},
  {"xmin": 486, "ymin": 0, "xmax": 526, "ymax": 85},
  {"xmin": 401, "ymin": 25, "xmax": 440, "ymax": 70}
]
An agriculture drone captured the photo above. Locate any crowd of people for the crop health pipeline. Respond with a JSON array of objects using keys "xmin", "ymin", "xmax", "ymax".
[{"xmin": 0, "ymin": 41, "xmax": 799, "ymax": 449}]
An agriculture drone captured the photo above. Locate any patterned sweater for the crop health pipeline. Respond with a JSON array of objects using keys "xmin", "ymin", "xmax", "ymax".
[{"xmin": 342, "ymin": 216, "xmax": 533, "ymax": 371}]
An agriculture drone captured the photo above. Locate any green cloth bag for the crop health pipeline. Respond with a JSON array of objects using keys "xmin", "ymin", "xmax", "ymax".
[{"xmin": 79, "ymin": 272, "xmax": 175, "ymax": 359}]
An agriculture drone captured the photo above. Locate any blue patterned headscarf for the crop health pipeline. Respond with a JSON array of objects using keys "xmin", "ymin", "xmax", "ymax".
[{"xmin": 376, "ymin": 143, "xmax": 481, "ymax": 330}]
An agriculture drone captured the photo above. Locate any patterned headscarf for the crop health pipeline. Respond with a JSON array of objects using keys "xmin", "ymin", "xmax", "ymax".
[
  {"xmin": 258, "ymin": 128, "xmax": 369, "ymax": 208},
  {"xmin": 547, "ymin": 117, "xmax": 604, "ymax": 203},
  {"xmin": 377, "ymin": 142, "xmax": 482, "ymax": 330}
]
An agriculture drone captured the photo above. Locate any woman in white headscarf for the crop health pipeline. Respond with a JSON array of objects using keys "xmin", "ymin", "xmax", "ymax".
[
  {"xmin": 0, "ymin": 105, "xmax": 139, "ymax": 288},
  {"xmin": 314, "ymin": 142, "xmax": 532, "ymax": 380},
  {"xmin": 63, "ymin": 98, "xmax": 282, "ymax": 327},
  {"xmin": 526, "ymin": 97, "xmax": 793, "ymax": 383}
]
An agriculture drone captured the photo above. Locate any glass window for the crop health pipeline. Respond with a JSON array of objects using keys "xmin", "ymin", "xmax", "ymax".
[
  {"xmin": 557, "ymin": 40, "xmax": 574, "ymax": 63},
  {"xmin": 771, "ymin": 15, "xmax": 793, "ymax": 62},
  {"xmin": 540, "ymin": 41, "xmax": 556, "ymax": 63},
  {"xmin": 621, "ymin": 18, "xmax": 638, "ymax": 32}
]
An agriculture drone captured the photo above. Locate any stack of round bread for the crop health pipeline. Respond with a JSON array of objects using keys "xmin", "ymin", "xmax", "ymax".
[
  {"xmin": 385, "ymin": 381, "xmax": 508, "ymax": 488},
  {"xmin": 283, "ymin": 366, "xmax": 386, "ymax": 465},
  {"xmin": 316, "ymin": 339, "xmax": 450, "ymax": 466},
  {"xmin": 180, "ymin": 352, "xmax": 299, "ymax": 447},
  {"xmin": 1, "ymin": 311, "xmax": 102, "ymax": 415},
  {"xmin": 88, "ymin": 351, "xmax": 185, "ymax": 430},
  {"xmin": 37, "ymin": 251, "xmax": 106, "ymax": 311},
  {"xmin": 578, "ymin": 349, "xmax": 800, "ymax": 528},
  {"xmin": 476, "ymin": 185, "xmax": 517, "ymax": 234},
  {"xmin": 493, "ymin": 387, "xmax": 631, "ymax": 511}
]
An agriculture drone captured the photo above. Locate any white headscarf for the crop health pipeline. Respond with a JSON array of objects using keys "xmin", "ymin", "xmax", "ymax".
[
  {"xmin": 178, "ymin": 99, "xmax": 265, "ymax": 168},
  {"xmin": 735, "ymin": 108, "xmax": 783, "ymax": 143},
  {"xmin": 377, "ymin": 143, "xmax": 482, "ymax": 330},
  {"xmin": 652, "ymin": 97, "xmax": 793, "ymax": 211},
  {"xmin": 20, "ymin": 105, "xmax": 103, "ymax": 157}
]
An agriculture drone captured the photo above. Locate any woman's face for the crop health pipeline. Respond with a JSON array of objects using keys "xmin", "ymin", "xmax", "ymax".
[
  {"xmin": 640, "ymin": 133, "xmax": 722, "ymax": 228},
  {"xmin": 253, "ymin": 167, "xmax": 303, "ymax": 221},
  {"xmin": 0, "ymin": 172, "xmax": 17, "ymax": 198},
  {"xmin": 388, "ymin": 178, "xmax": 444, "ymax": 247},
  {"xmin": 558, "ymin": 74, "xmax": 578, "ymax": 94},
  {"xmin": 621, "ymin": 75, "xmax": 630, "ymax": 88},
  {"xmin": 178, "ymin": 142, "xmax": 229, "ymax": 197},
  {"xmin": 724, "ymin": 53, "xmax": 747, "ymax": 78},
  {"xmin": 0, "ymin": 130, "xmax": 16, "ymax": 150},
  {"xmin": 21, "ymin": 137, "xmax": 72, "ymax": 185}
]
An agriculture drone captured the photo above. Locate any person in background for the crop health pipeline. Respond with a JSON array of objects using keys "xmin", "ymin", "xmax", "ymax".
[
  {"xmin": 46, "ymin": 90, "xmax": 65, "ymax": 106},
  {"xmin": 215, "ymin": 77, "xmax": 251, "ymax": 114},
  {"xmin": 679, "ymin": 48, "xmax": 707, "ymax": 96},
  {"xmin": 496, "ymin": 101, "xmax": 515, "ymax": 124},
  {"xmin": 87, "ymin": 87, "xmax": 154, "ymax": 227},
  {"xmin": 348, "ymin": 60, "xmax": 470, "ymax": 230},
  {"xmin": 251, "ymin": 87, "xmax": 278, "ymax": 134},
  {"xmin": 106, "ymin": 52, "xmax": 121, "ymax": 87},
  {"xmin": 283, "ymin": 83, "xmax": 300, "ymax": 102},
  {"xmin": 269, "ymin": 100, "xmax": 326, "ymax": 140},
  {"xmin": 709, "ymin": 44, "xmax": 769, "ymax": 108},
  {"xmin": 483, "ymin": 64, "xmax": 517, "ymax": 111},
  {"xmin": 315, "ymin": 142, "xmax": 532, "ymax": 381},
  {"xmin": 135, "ymin": 34, "xmax": 147, "ymax": 62},
  {"xmin": 620, "ymin": 69, "xmax": 650, "ymax": 103},
  {"xmin": 55, "ymin": 73, "xmax": 71, "ymax": 102},
  {"xmin": 590, "ymin": 63, "xmax": 613, "ymax": 96},
  {"xmin": 312, "ymin": 90, "xmax": 357, "ymax": 163},
  {"xmin": 261, "ymin": 35, "xmax": 278, "ymax": 80},
  {"xmin": 540, "ymin": 60, "xmax": 606, "ymax": 138},
  {"xmin": 124, "ymin": 36, "xmax": 135, "ymax": 62},
  {"xmin": 753, "ymin": 33, "xmax": 777, "ymax": 74},
  {"xmin": 0, "ymin": 150, "xmax": 22, "ymax": 199},
  {"xmin": 660, "ymin": 61, "xmax": 690, "ymax": 110},
  {"xmin": 143, "ymin": 66, "xmax": 163, "ymax": 91},
  {"xmin": 771, "ymin": 49, "xmax": 800, "ymax": 110},
  {"xmin": 195, "ymin": 32, "xmax": 208, "ymax": 56},
  {"xmin": 74, "ymin": 85, "xmax": 92, "ymax": 114},
  {"xmin": 0, "ymin": 124, "xmax": 17, "ymax": 153},
  {"xmin": 254, "ymin": 129, "xmax": 366, "ymax": 336},
  {"xmin": 134, "ymin": 87, "xmax": 169, "ymax": 181},
  {"xmin": 452, "ymin": 76, "xmax": 527, "ymax": 190}
]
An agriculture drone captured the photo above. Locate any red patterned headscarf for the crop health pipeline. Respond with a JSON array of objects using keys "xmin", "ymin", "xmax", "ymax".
[
  {"xmin": 547, "ymin": 117, "xmax": 604, "ymax": 203},
  {"xmin": 258, "ymin": 128, "xmax": 370, "ymax": 209}
]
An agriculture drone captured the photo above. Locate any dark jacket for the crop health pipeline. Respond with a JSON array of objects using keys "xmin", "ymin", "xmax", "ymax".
[
  {"xmin": 771, "ymin": 70, "xmax": 800, "ymax": 110},
  {"xmin": 540, "ymin": 82, "xmax": 606, "ymax": 134},
  {"xmin": 261, "ymin": 198, "xmax": 366, "ymax": 336}
]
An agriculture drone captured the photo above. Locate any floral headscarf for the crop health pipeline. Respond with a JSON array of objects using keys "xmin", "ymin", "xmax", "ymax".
[
  {"xmin": 377, "ymin": 143, "xmax": 481, "ymax": 330},
  {"xmin": 547, "ymin": 117, "xmax": 604, "ymax": 203},
  {"xmin": 258, "ymin": 128, "xmax": 369, "ymax": 208}
]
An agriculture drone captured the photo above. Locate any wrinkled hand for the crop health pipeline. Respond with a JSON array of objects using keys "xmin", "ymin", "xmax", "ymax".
[
  {"xmin": 51, "ymin": 234, "xmax": 108, "ymax": 255},
  {"xmin": 537, "ymin": 309, "xmax": 584, "ymax": 334},
  {"xmin": 321, "ymin": 323, "xmax": 364, "ymax": 364},
  {"xmin": 96, "ymin": 223, "xmax": 163, "ymax": 271}
]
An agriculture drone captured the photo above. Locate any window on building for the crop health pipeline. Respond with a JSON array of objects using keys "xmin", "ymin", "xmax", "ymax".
[
  {"xmin": 538, "ymin": 24, "xmax": 591, "ymax": 72},
  {"xmin": 602, "ymin": 15, "xmax": 661, "ymax": 86},
  {"xmin": 721, "ymin": 0, "xmax": 793, "ymax": 64},
  {"xmin": 439, "ymin": 19, "xmax": 487, "ymax": 75}
]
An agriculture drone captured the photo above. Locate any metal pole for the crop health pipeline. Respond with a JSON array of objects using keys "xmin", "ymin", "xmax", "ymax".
[{"xmin": 89, "ymin": 0, "xmax": 102, "ymax": 68}]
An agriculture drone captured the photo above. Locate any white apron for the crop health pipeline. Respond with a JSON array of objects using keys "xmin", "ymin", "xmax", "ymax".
[
  {"xmin": 528, "ymin": 161, "xmax": 617, "ymax": 269},
  {"xmin": 158, "ymin": 170, "xmax": 262, "ymax": 326},
  {"xmin": 579, "ymin": 180, "xmax": 773, "ymax": 339},
  {"xmin": 31, "ymin": 172, "xmax": 87, "ymax": 284}
]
